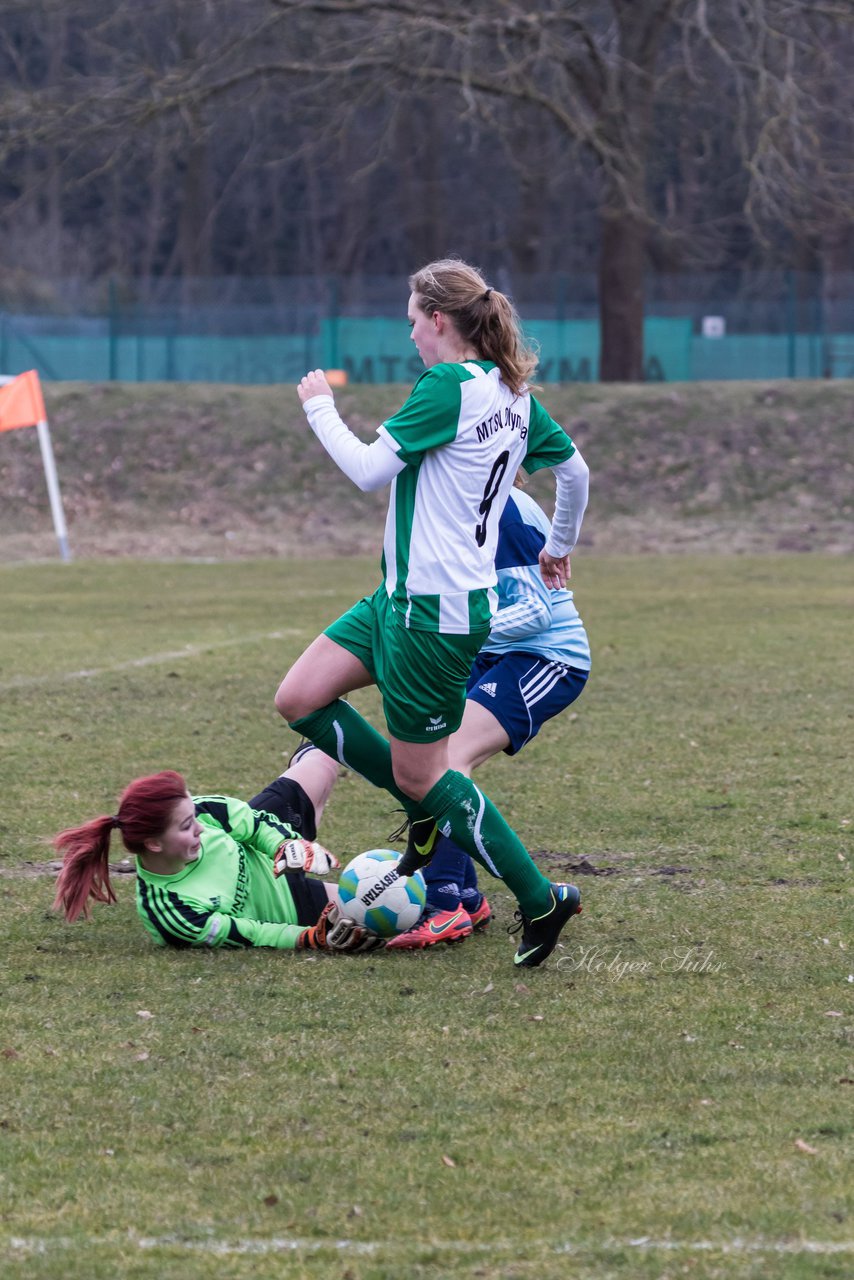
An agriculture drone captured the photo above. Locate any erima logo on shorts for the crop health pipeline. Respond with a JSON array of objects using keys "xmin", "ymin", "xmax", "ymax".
[{"xmin": 425, "ymin": 714, "xmax": 447, "ymax": 733}]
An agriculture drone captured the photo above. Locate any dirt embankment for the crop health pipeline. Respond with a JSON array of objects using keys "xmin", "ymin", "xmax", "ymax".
[{"xmin": 1, "ymin": 380, "xmax": 851, "ymax": 561}]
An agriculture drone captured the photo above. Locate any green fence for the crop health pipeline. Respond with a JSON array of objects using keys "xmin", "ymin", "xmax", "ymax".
[
  {"xmin": 0, "ymin": 272, "xmax": 851, "ymax": 383},
  {"xmin": 0, "ymin": 314, "xmax": 694, "ymax": 383}
]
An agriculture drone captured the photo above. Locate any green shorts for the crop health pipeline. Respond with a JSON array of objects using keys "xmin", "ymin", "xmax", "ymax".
[{"xmin": 325, "ymin": 586, "xmax": 489, "ymax": 744}]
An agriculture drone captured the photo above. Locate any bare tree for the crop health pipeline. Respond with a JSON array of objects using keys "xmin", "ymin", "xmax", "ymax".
[
  {"xmin": 237, "ymin": 0, "xmax": 854, "ymax": 377},
  {"xmin": 1, "ymin": 0, "xmax": 852, "ymax": 379}
]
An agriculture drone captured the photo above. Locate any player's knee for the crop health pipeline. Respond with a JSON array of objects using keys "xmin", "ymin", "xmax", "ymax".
[
  {"xmin": 445, "ymin": 741, "xmax": 472, "ymax": 773},
  {"xmin": 274, "ymin": 678, "xmax": 299, "ymax": 722},
  {"xmin": 391, "ymin": 761, "xmax": 432, "ymax": 803}
]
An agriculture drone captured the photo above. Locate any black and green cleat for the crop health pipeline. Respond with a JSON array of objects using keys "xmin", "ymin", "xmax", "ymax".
[
  {"xmin": 392, "ymin": 814, "xmax": 441, "ymax": 877},
  {"xmin": 510, "ymin": 883, "xmax": 582, "ymax": 968}
]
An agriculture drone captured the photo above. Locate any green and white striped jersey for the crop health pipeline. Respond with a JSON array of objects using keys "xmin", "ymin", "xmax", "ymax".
[
  {"xmin": 135, "ymin": 794, "xmax": 304, "ymax": 950},
  {"xmin": 377, "ymin": 361, "xmax": 576, "ymax": 634}
]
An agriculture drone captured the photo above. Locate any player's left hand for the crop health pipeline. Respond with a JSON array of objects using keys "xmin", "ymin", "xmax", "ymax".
[
  {"xmin": 539, "ymin": 549, "xmax": 571, "ymax": 590},
  {"xmin": 298, "ymin": 369, "xmax": 334, "ymax": 403},
  {"xmin": 274, "ymin": 839, "xmax": 340, "ymax": 876},
  {"xmin": 298, "ymin": 902, "xmax": 384, "ymax": 952}
]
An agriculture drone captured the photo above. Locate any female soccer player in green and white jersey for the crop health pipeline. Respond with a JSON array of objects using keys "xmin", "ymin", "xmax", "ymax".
[
  {"xmin": 275, "ymin": 258, "xmax": 590, "ymax": 969},
  {"xmin": 53, "ymin": 746, "xmax": 378, "ymax": 953}
]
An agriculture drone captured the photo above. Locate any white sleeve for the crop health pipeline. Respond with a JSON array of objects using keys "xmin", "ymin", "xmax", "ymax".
[
  {"xmin": 544, "ymin": 448, "xmax": 589, "ymax": 556},
  {"xmin": 302, "ymin": 395, "xmax": 406, "ymax": 492},
  {"xmin": 488, "ymin": 567, "xmax": 553, "ymax": 641}
]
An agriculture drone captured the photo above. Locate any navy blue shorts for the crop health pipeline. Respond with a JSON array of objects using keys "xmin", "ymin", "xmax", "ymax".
[
  {"xmin": 249, "ymin": 775, "xmax": 317, "ymax": 841},
  {"xmin": 284, "ymin": 872, "xmax": 328, "ymax": 927},
  {"xmin": 248, "ymin": 776, "xmax": 327, "ymax": 925},
  {"xmin": 465, "ymin": 651, "xmax": 588, "ymax": 755}
]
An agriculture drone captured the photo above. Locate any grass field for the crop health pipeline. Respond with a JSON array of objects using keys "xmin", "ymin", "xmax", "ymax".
[{"xmin": 1, "ymin": 552, "xmax": 851, "ymax": 1279}]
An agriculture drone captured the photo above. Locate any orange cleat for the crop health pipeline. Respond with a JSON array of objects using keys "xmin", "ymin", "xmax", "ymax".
[
  {"xmin": 466, "ymin": 895, "xmax": 493, "ymax": 931},
  {"xmin": 385, "ymin": 906, "xmax": 474, "ymax": 949}
]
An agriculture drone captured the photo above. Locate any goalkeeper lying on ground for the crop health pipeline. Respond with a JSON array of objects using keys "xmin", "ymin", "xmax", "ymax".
[{"xmin": 52, "ymin": 743, "xmax": 380, "ymax": 953}]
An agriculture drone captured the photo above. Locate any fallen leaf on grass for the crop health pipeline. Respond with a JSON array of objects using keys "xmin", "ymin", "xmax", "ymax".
[
  {"xmin": 136, "ymin": 1010, "xmax": 154, "ymax": 1020},
  {"xmin": 263, "ymin": 1194, "xmax": 279, "ymax": 1207},
  {"xmin": 824, "ymin": 1011, "xmax": 843, "ymax": 1017},
  {"xmin": 514, "ymin": 983, "xmax": 530, "ymax": 995},
  {"xmin": 441, "ymin": 1155, "xmax": 456, "ymax": 1168},
  {"xmin": 2, "ymin": 1048, "xmax": 20, "ymax": 1059},
  {"xmin": 794, "ymin": 1139, "xmax": 819, "ymax": 1155}
]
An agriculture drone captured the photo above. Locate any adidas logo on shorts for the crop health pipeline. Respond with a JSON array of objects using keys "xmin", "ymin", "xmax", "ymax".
[{"xmin": 479, "ymin": 681, "xmax": 498, "ymax": 698}]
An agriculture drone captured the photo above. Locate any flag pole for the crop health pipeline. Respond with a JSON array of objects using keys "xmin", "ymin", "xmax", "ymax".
[
  {"xmin": 0, "ymin": 371, "xmax": 72, "ymax": 562},
  {"xmin": 35, "ymin": 417, "xmax": 71, "ymax": 562}
]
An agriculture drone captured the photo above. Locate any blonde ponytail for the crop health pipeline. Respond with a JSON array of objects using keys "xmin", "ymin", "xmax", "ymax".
[{"xmin": 409, "ymin": 258, "xmax": 537, "ymax": 395}]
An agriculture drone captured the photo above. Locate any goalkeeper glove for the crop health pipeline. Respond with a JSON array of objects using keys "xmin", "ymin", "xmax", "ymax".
[
  {"xmin": 297, "ymin": 902, "xmax": 383, "ymax": 953},
  {"xmin": 274, "ymin": 838, "xmax": 340, "ymax": 876}
]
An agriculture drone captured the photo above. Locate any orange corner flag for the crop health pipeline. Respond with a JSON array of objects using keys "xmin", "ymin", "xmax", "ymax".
[{"xmin": 0, "ymin": 370, "xmax": 47, "ymax": 432}]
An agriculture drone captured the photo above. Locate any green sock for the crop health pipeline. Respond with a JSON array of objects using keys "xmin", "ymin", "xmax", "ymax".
[
  {"xmin": 290, "ymin": 702, "xmax": 428, "ymax": 821},
  {"xmin": 423, "ymin": 770, "xmax": 552, "ymax": 917}
]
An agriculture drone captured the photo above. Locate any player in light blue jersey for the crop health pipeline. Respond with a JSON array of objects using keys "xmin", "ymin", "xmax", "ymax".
[{"xmin": 387, "ymin": 484, "xmax": 590, "ymax": 949}]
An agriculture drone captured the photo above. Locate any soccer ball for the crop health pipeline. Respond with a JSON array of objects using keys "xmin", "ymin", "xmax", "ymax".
[{"xmin": 337, "ymin": 849, "xmax": 426, "ymax": 937}]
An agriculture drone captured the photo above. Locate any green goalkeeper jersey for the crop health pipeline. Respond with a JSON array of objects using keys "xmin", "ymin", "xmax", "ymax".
[{"xmin": 135, "ymin": 794, "xmax": 305, "ymax": 950}]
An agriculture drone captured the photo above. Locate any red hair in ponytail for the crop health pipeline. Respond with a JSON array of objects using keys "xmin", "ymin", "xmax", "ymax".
[{"xmin": 53, "ymin": 770, "xmax": 189, "ymax": 922}]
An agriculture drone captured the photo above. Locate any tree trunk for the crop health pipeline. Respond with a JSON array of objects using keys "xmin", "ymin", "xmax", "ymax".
[
  {"xmin": 177, "ymin": 138, "xmax": 211, "ymax": 285},
  {"xmin": 596, "ymin": 0, "xmax": 674, "ymax": 380},
  {"xmin": 598, "ymin": 207, "xmax": 646, "ymax": 381}
]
